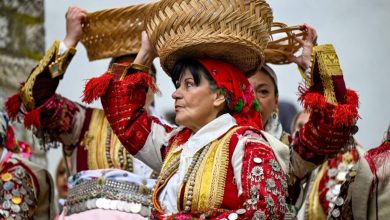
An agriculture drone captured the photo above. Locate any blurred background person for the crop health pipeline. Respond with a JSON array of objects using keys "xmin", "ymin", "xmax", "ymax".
[
  {"xmin": 55, "ymin": 157, "xmax": 72, "ymax": 214},
  {"xmin": 0, "ymin": 111, "xmax": 55, "ymax": 219}
]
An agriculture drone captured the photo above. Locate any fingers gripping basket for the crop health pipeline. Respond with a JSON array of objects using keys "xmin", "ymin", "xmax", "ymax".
[
  {"xmin": 81, "ymin": 3, "xmax": 156, "ymax": 61},
  {"xmin": 265, "ymin": 22, "xmax": 306, "ymax": 65},
  {"xmin": 146, "ymin": 0, "xmax": 273, "ymax": 74}
]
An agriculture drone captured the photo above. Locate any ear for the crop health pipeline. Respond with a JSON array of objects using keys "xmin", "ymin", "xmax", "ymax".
[
  {"xmin": 274, "ymin": 96, "xmax": 279, "ymax": 108},
  {"xmin": 213, "ymin": 90, "xmax": 226, "ymax": 109}
]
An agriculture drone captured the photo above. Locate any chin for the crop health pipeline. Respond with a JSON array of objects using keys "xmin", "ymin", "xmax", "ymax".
[
  {"xmin": 175, "ymin": 117, "xmax": 184, "ymax": 126},
  {"xmin": 175, "ymin": 116, "xmax": 189, "ymax": 127}
]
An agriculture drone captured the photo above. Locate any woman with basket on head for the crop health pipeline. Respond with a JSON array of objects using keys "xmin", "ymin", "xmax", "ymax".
[
  {"xmin": 83, "ymin": 0, "xmax": 358, "ymax": 219},
  {"xmin": 84, "ymin": 0, "xmax": 287, "ymax": 218}
]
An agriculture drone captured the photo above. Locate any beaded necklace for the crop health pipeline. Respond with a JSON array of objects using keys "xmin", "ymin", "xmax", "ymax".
[
  {"xmin": 105, "ymin": 126, "xmax": 133, "ymax": 172},
  {"xmin": 180, "ymin": 143, "xmax": 211, "ymax": 211},
  {"xmin": 152, "ymin": 143, "xmax": 211, "ymax": 214}
]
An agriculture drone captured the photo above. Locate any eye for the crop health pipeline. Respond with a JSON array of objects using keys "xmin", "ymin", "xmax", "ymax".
[
  {"xmin": 256, "ymin": 89, "xmax": 269, "ymax": 97},
  {"xmin": 185, "ymin": 81, "xmax": 195, "ymax": 88}
]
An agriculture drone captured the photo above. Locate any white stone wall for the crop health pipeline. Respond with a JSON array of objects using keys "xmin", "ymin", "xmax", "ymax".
[{"xmin": 0, "ymin": 0, "xmax": 48, "ymax": 168}]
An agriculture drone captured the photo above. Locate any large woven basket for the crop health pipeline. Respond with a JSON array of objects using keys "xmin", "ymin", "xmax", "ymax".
[
  {"xmin": 80, "ymin": 2, "xmax": 303, "ymax": 70},
  {"xmin": 145, "ymin": 0, "xmax": 273, "ymax": 74},
  {"xmin": 80, "ymin": 3, "xmax": 155, "ymax": 61}
]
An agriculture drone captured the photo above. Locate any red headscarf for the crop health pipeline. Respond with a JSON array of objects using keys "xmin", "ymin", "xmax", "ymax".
[{"xmin": 197, "ymin": 59, "xmax": 263, "ymax": 130}]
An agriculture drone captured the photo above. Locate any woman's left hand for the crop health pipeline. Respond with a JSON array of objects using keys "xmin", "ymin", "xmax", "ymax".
[{"xmin": 288, "ymin": 23, "xmax": 318, "ymax": 70}]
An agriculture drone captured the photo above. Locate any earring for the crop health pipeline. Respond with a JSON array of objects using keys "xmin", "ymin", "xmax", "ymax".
[{"xmin": 272, "ymin": 109, "xmax": 278, "ymax": 119}]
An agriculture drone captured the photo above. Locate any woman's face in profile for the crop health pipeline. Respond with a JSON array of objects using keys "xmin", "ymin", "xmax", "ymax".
[{"xmin": 171, "ymin": 69, "xmax": 219, "ymax": 132}]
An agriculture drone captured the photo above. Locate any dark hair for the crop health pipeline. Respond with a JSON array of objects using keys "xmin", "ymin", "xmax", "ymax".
[
  {"xmin": 171, "ymin": 59, "xmax": 227, "ymax": 115},
  {"xmin": 171, "ymin": 59, "xmax": 216, "ymax": 89}
]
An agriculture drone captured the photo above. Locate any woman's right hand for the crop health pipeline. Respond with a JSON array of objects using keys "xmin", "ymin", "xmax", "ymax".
[
  {"xmin": 288, "ymin": 23, "xmax": 318, "ymax": 70},
  {"xmin": 63, "ymin": 6, "xmax": 87, "ymax": 48},
  {"xmin": 134, "ymin": 31, "xmax": 157, "ymax": 67}
]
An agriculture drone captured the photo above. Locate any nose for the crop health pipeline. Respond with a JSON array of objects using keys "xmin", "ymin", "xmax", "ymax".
[{"xmin": 171, "ymin": 87, "xmax": 182, "ymax": 100}]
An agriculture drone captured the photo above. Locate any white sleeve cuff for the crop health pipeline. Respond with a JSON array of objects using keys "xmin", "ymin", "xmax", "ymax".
[{"xmin": 59, "ymin": 41, "xmax": 69, "ymax": 56}]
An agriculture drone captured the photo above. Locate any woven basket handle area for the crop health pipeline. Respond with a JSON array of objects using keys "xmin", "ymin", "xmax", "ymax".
[{"xmin": 265, "ymin": 22, "xmax": 307, "ymax": 64}]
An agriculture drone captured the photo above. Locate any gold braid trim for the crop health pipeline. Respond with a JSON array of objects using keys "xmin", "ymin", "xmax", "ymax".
[
  {"xmin": 307, "ymin": 164, "xmax": 327, "ymax": 220},
  {"xmin": 86, "ymin": 109, "xmax": 109, "ymax": 169},
  {"xmin": 21, "ymin": 41, "xmax": 59, "ymax": 110},
  {"xmin": 49, "ymin": 45, "xmax": 76, "ymax": 78},
  {"xmin": 316, "ymin": 44, "xmax": 343, "ymax": 104},
  {"xmin": 20, "ymin": 40, "xmax": 76, "ymax": 110},
  {"xmin": 189, "ymin": 127, "xmax": 239, "ymax": 211},
  {"xmin": 111, "ymin": 131, "xmax": 123, "ymax": 168},
  {"xmin": 152, "ymin": 137, "xmax": 183, "ymax": 213},
  {"xmin": 312, "ymin": 44, "xmax": 343, "ymax": 105}
]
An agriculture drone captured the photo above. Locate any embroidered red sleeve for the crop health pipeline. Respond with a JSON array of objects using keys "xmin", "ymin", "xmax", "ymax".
[
  {"xmin": 293, "ymin": 89, "xmax": 359, "ymax": 165},
  {"xmin": 101, "ymin": 72, "xmax": 172, "ymax": 155}
]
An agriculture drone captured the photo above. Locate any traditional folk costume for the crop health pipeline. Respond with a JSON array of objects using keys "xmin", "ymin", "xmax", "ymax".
[
  {"xmin": 5, "ymin": 40, "xmax": 157, "ymax": 219},
  {"xmin": 256, "ymin": 31, "xmax": 361, "ymax": 219},
  {"xmin": 0, "ymin": 112, "xmax": 55, "ymax": 220},
  {"xmin": 298, "ymin": 128, "xmax": 390, "ymax": 220},
  {"xmin": 88, "ymin": 57, "xmax": 290, "ymax": 219},
  {"xmin": 89, "ymin": 53, "xmax": 358, "ymax": 219},
  {"xmin": 280, "ymin": 44, "xmax": 366, "ymax": 220}
]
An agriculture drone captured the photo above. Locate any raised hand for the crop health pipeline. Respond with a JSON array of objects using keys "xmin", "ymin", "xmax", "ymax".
[
  {"xmin": 63, "ymin": 6, "xmax": 88, "ymax": 48},
  {"xmin": 133, "ymin": 31, "xmax": 157, "ymax": 67},
  {"xmin": 288, "ymin": 23, "xmax": 318, "ymax": 70}
]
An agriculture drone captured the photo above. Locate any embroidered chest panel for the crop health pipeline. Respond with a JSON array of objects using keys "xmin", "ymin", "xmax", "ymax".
[{"xmin": 153, "ymin": 127, "xmax": 240, "ymax": 213}]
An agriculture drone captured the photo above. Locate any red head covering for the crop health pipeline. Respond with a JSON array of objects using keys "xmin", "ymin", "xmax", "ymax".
[{"xmin": 197, "ymin": 59, "xmax": 263, "ymax": 130}]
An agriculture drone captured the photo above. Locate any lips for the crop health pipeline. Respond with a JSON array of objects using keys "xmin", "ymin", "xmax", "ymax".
[{"xmin": 175, "ymin": 105, "xmax": 183, "ymax": 112}]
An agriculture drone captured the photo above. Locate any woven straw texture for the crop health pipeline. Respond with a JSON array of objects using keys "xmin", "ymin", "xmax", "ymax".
[
  {"xmin": 265, "ymin": 22, "xmax": 306, "ymax": 65},
  {"xmin": 145, "ymin": 0, "xmax": 273, "ymax": 74},
  {"xmin": 80, "ymin": 3, "xmax": 155, "ymax": 61},
  {"xmin": 80, "ymin": 2, "xmax": 303, "ymax": 69}
]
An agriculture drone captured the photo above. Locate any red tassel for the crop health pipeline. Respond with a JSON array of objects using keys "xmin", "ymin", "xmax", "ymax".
[
  {"xmin": 82, "ymin": 73, "xmax": 113, "ymax": 104},
  {"xmin": 24, "ymin": 108, "xmax": 42, "ymax": 129},
  {"xmin": 366, "ymin": 140, "xmax": 390, "ymax": 183},
  {"xmin": 345, "ymin": 89, "xmax": 359, "ymax": 108},
  {"xmin": 332, "ymin": 90, "xmax": 360, "ymax": 127},
  {"xmin": 5, "ymin": 93, "xmax": 22, "ymax": 120},
  {"xmin": 332, "ymin": 105, "xmax": 359, "ymax": 127},
  {"xmin": 300, "ymin": 91, "xmax": 327, "ymax": 110},
  {"xmin": 123, "ymin": 72, "xmax": 159, "ymax": 93},
  {"xmin": 300, "ymin": 89, "xmax": 359, "ymax": 127}
]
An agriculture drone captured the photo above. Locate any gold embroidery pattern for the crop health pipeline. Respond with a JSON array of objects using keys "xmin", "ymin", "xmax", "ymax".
[
  {"xmin": 20, "ymin": 41, "xmax": 76, "ymax": 110},
  {"xmin": 313, "ymin": 44, "xmax": 343, "ymax": 105},
  {"xmin": 307, "ymin": 164, "xmax": 328, "ymax": 220},
  {"xmin": 152, "ymin": 135, "xmax": 184, "ymax": 213},
  {"xmin": 21, "ymin": 41, "xmax": 59, "ymax": 110},
  {"xmin": 85, "ymin": 109, "xmax": 135, "ymax": 171},
  {"xmin": 191, "ymin": 127, "xmax": 238, "ymax": 210},
  {"xmin": 86, "ymin": 110, "xmax": 108, "ymax": 169}
]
